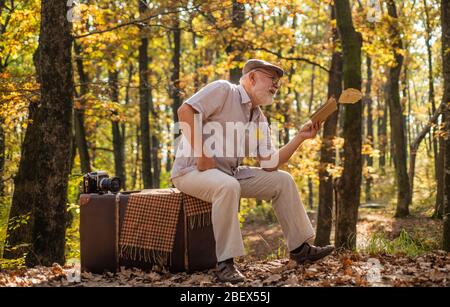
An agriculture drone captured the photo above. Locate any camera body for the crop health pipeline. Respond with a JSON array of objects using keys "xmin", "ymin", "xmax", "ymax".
[{"xmin": 83, "ymin": 171, "xmax": 121, "ymax": 194}]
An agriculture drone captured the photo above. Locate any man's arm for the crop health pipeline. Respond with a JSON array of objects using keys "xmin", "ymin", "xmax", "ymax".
[
  {"xmin": 176, "ymin": 80, "xmax": 230, "ymax": 171},
  {"xmin": 177, "ymin": 104, "xmax": 216, "ymax": 171},
  {"xmin": 260, "ymin": 121, "xmax": 321, "ymax": 171}
]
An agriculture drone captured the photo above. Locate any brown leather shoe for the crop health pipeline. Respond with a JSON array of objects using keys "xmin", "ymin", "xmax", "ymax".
[
  {"xmin": 290, "ymin": 243, "xmax": 334, "ymax": 264},
  {"xmin": 215, "ymin": 261, "xmax": 245, "ymax": 283}
]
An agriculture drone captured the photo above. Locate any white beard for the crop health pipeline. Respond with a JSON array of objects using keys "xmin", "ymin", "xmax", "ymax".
[
  {"xmin": 253, "ymin": 87, "xmax": 274, "ymax": 106},
  {"xmin": 260, "ymin": 96, "xmax": 274, "ymax": 106}
]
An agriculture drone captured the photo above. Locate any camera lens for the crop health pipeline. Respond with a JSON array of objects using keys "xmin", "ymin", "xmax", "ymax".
[
  {"xmin": 99, "ymin": 177, "xmax": 121, "ymax": 193},
  {"xmin": 109, "ymin": 177, "xmax": 121, "ymax": 192}
]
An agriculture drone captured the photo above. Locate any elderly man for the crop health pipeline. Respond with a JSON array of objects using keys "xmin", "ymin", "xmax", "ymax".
[{"xmin": 171, "ymin": 59, "xmax": 334, "ymax": 283}]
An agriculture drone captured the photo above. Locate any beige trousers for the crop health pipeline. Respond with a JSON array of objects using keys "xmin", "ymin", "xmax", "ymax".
[{"xmin": 172, "ymin": 168, "xmax": 315, "ymax": 262}]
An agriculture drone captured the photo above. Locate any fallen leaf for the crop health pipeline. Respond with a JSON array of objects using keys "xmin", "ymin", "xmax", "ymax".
[
  {"xmin": 354, "ymin": 274, "xmax": 368, "ymax": 286},
  {"xmin": 147, "ymin": 272, "xmax": 161, "ymax": 281},
  {"xmin": 342, "ymin": 258, "xmax": 353, "ymax": 267},
  {"xmin": 270, "ymin": 266, "xmax": 285, "ymax": 274},
  {"xmin": 284, "ymin": 273, "xmax": 298, "ymax": 285},
  {"xmin": 185, "ymin": 273, "xmax": 211, "ymax": 285},
  {"xmin": 263, "ymin": 274, "xmax": 281, "ymax": 284},
  {"xmin": 320, "ymin": 279, "xmax": 331, "ymax": 287},
  {"xmin": 51, "ymin": 263, "xmax": 64, "ymax": 276}
]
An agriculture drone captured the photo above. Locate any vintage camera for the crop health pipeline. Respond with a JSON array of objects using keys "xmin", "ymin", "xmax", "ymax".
[{"xmin": 82, "ymin": 171, "xmax": 121, "ymax": 194}]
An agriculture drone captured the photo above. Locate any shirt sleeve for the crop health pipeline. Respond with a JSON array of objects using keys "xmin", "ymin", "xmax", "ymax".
[{"xmin": 184, "ymin": 80, "xmax": 230, "ymax": 119}]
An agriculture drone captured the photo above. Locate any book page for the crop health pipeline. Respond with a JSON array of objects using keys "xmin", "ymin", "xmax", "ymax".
[{"xmin": 310, "ymin": 97, "xmax": 338, "ymax": 123}]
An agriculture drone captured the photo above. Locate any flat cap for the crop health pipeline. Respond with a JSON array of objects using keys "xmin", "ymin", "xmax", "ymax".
[{"xmin": 242, "ymin": 59, "xmax": 284, "ymax": 78}]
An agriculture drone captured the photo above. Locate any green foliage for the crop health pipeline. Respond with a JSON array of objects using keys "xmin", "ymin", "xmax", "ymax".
[
  {"xmin": 240, "ymin": 199, "xmax": 278, "ymax": 226},
  {"xmin": 0, "ymin": 196, "xmax": 9, "ymax": 256},
  {"xmin": 266, "ymin": 237, "xmax": 288, "ymax": 260},
  {"xmin": 63, "ymin": 174, "xmax": 86, "ymax": 263},
  {"xmin": 0, "ymin": 198, "xmax": 29, "ymax": 269},
  {"xmin": 364, "ymin": 229, "xmax": 433, "ymax": 257},
  {"xmin": 65, "ymin": 202, "xmax": 80, "ymax": 263},
  {"xmin": 159, "ymin": 169, "xmax": 173, "ymax": 189},
  {"xmin": 0, "ymin": 256, "xmax": 26, "ymax": 270}
]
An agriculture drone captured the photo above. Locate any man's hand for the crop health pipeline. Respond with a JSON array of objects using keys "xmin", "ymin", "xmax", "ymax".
[
  {"xmin": 299, "ymin": 120, "xmax": 321, "ymax": 140},
  {"xmin": 197, "ymin": 156, "xmax": 216, "ymax": 171}
]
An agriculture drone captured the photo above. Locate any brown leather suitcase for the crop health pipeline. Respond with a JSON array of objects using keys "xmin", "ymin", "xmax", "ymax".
[{"xmin": 79, "ymin": 190, "xmax": 217, "ymax": 274}]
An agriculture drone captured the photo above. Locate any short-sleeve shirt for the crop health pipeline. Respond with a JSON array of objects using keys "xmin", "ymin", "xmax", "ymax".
[{"xmin": 170, "ymin": 80, "xmax": 276, "ymax": 180}]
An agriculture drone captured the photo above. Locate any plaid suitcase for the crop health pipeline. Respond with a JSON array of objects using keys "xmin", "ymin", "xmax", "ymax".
[{"xmin": 79, "ymin": 189, "xmax": 217, "ymax": 274}]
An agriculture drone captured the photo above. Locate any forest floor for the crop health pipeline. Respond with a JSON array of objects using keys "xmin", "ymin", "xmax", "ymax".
[{"xmin": 0, "ymin": 207, "xmax": 449, "ymax": 287}]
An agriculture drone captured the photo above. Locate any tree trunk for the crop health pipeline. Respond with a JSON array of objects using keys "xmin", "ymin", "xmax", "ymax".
[
  {"xmin": 193, "ymin": 33, "xmax": 200, "ymax": 92},
  {"xmin": 138, "ymin": 0, "xmax": 153, "ymax": 189},
  {"xmin": 166, "ymin": 123, "xmax": 172, "ymax": 173},
  {"xmin": 334, "ymin": 0, "xmax": 363, "ymax": 250},
  {"xmin": 308, "ymin": 66, "xmax": 316, "ymax": 114},
  {"xmin": 378, "ymin": 91, "xmax": 388, "ymax": 172},
  {"xmin": 108, "ymin": 69, "xmax": 126, "ymax": 190},
  {"xmin": 441, "ymin": 0, "xmax": 450, "ymax": 251},
  {"xmin": 386, "ymin": 0, "xmax": 411, "ymax": 217},
  {"xmin": 401, "ymin": 67, "xmax": 409, "ymax": 160},
  {"xmin": 282, "ymin": 15, "xmax": 298, "ymax": 146},
  {"xmin": 228, "ymin": 0, "xmax": 245, "ymax": 84},
  {"xmin": 365, "ymin": 56, "xmax": 374, "ymax": 202},
  {"xmin": 409, "ymin": 103, "xmax": 444, "ymax": 201},
  {"xmin": 307, "ymin": 63, "xmax": 316, "ymax": 209},
  {"xmin": 426, "ymin": 110, "xmax": 433, "ymax": 155},
  {"xmin": 73, "ymin": 42, "xmax": 91, "ymax": 174},
  {"xmin": 121, "ymin": 64, "xmax": 133, "ymax": 183},
  {"xmin": 131, "ymin": 124, "xmax": 140, "ymax": 190},
  {"xmin": 5, "ymin": 0, "xmax": 73, "ymax": 266},
  {"xmin": 308, "ymin": 178, "xmax": 313, "ymax": 209},
  {"xmin": 69, "ymin": 132, "xmax": 77, "ymax": 175},
  {"xmin": 150, "ymin": 81, "xmax": 160, "ymax": 188},
  {"xmin": 422, "ymin": 0, "xmax": 443, "ymax": 218},
  {"xmin": 316, "ymin": 4, "xmax": 343, "ymax": 247},
  {"xmin": 168, "ymin": 12, "xmax": 181, "ymax": 183},
  {"xmin": 435, "ymin": 129, "xmax": 445, "ymax": 218},
  {"xmin": 406, "ymin": 69, "xmax": 412, "ymax": 153},
  {"xmin": 424, "ymin": 0, "xmax": 439, "ymax": 187}
]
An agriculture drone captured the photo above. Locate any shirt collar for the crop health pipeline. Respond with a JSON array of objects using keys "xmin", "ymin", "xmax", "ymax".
[{"xmin": 237, "ymin": 84, "xmax": 251, "ymax": 104}]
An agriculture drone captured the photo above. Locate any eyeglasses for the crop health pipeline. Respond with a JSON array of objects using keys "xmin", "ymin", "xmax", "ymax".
[{"xmin": 253, "ymin": 69, "xmax": 281, "ymax": 87}]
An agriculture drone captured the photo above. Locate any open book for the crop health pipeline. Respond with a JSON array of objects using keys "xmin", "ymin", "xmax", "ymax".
[
  {"xmin": 310, "ymin": 97, "xmax": 338, "ymax": 124},
  {"xmin": 309, "ymin": 88, "xmax": 362, "ymax": 123}
]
